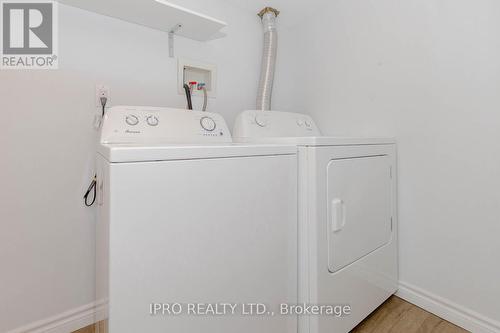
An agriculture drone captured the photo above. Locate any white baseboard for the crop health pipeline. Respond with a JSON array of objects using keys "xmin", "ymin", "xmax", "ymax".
[
  {"xmin": 397, "ymin": 281, "xmax": 500, "ymax": 333},
  {"xmin": 7, "ymin": 286, "xmax": 499, "ymax": 333},
  {"xmin": 6, "ymin": 300, "xmax": 107, "ymax": 333}
]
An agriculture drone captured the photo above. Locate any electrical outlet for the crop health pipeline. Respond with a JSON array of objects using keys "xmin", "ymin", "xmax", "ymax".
[{"xmin": 95, "ymin": 84, "xmax": 110, "ymax": 107}]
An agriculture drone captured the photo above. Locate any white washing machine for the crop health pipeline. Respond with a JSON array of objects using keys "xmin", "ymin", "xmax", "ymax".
[
  {"xmin": 233, "ymin": 110, "xmax": 398, "ymax": 333},
  {"xmin": 96, "ymin": 106, "xmax": 298, "ymax": 333}
]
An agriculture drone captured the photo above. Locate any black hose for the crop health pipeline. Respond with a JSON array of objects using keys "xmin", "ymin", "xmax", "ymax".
[{"xmin": 183, "ymin": 84, "xmax": 193, "ymax": 110}]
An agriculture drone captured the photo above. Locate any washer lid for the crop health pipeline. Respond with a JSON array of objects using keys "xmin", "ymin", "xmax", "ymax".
[{"xmin": 98, "ymin": 143, "xmax": 297, "ymax": 163}]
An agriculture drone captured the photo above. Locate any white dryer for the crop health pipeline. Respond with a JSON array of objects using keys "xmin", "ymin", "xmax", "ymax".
[
  {"xmin": 96, "ymin": 106, "xmax": 298, "ymax": 333},
  {"xmin": 233, "ymin": 110, "xmax": 398, "ymax": 333}
]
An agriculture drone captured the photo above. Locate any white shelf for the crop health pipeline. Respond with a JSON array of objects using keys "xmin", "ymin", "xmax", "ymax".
[{"xmin": 58, "ymin": 0, "xmax": 227, "ymax": 41}]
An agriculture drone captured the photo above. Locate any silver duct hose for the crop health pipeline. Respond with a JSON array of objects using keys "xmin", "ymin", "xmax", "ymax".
[{"xmin": 256, "ymin": 7, "xmax": 280, "ymax": 111}]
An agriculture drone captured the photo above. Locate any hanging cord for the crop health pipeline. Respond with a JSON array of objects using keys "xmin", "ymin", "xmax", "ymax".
[
  {"xmin": 84, "ymin": 174, "xmax": 97, "ymax": 207},
  {"xmin": 93, "ymin": 96, "xmax": 108, "ymax": 130},
  {"xmin": 100, "ymin": 96, "xmax": 108, "ymax": 117},
  {"xmin": 183, "ymin": 84, "xmax": 193, "ymax": 110}
]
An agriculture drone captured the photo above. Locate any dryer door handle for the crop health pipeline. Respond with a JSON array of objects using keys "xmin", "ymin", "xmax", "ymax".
[{"xmin": 331, "ymin": 198, "xmax": 346, "ymax": 233}]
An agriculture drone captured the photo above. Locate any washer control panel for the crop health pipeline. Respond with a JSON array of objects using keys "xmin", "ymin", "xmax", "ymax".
[
  {"xmin": 101, "ymin": 106, "xmax": 232, "ymax": 144},
  {"xmin": 233, "ymin": 110, "xmax": 321, "ymax": 139}
]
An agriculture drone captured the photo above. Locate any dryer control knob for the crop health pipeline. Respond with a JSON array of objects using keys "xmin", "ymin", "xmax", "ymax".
[
  {"xmin": 125, "ymin": 115, "xmax": 139, "ymax": 126},
  {"xmin": 146, "ymin": 115, "xmax": 159, "ymax": 127},
  {"xmin": 255, "ymin": 115, "xmax": 269, "ymax": 127},
  {"xmin": 200, "ymin": 116, "xmax": 216, "ymax": 131}
]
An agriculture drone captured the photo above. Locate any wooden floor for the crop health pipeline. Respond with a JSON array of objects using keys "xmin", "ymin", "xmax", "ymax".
[
  {"xmin": 73, "ymin": 321, "xmax": 106, "ymax": 333},
  {"xmin": 74, "ymin": 296, "xmax": 469, "ymax": 333},
  {"xmin": 351, "ymin": 296, "xmax": 469, "ymax": 333}
]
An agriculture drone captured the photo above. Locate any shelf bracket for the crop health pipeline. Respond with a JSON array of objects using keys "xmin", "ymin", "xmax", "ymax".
[{"xmin": 168, "ymin": 23, "xmax": 182, "ymax": 58}]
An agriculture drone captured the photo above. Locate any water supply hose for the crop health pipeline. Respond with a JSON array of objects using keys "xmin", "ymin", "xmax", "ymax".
[
  {"xmin": 183, "ymin": 84, "xmax": 193, "ymax": 110},
  {"xmin": 198, "ymin": 83, "xmax": 208, "ymax": 111}
]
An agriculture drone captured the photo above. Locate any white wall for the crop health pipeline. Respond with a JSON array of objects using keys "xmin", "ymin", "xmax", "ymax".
[
  {"xmin": 273, "ymin": 0, "xmax": 500, "ymax": 331},
  {"xmin": 0, "ymin": 1, "xmax": 262, "ymax": 331},
  {"xmin": 4, "ymin": 0, "xmax": 500, "ymax": 331}
]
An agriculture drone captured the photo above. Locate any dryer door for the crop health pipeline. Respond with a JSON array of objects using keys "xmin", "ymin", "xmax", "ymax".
[{"xmin": 327, "ymin": 155, "xmax": 392, "ymax": 273}]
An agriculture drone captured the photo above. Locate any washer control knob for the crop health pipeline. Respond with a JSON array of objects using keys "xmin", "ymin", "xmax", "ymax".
[
  {"xmin": 305, "ymin": 120, "xmax": 312, "ymax": 127},
  {"xmin": 200, "ymin": 116, "xmax": 216, "ymax": 131},
  {"xmin": 146, "ymin": 115, "xmax": 159, "ymax": 127},
  {"xmin": 125, "ymin": 114, "xmax": 139, "ymax": 126},
  {"xmin": 296, "ymin": 119, "xmax": 304, "ymax": 127},
  {"xmin": 255, "ymin": 115, "xmax": 269, "ymax": 127}
]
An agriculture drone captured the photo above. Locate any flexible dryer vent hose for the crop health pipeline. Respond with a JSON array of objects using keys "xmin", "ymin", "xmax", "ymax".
[{"xmin": 256, "ymin": 7, "xmax": 280, "ymax": 111}]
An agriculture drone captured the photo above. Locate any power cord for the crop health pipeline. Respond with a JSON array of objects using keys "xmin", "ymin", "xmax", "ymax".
[
  {"xmin": 100, "ymin": 96, "xmax": 108, "ymax": 116},
  {"xmin": 93, "ymin": 96, "xmax": 108, "ymax": 130},
  {"xmin": 87, "ymin": 97, "xmax": 107, "ymax": 206},
  {"xmin": 84, "ymin": 175, "xmax": 97, "ymax": 207}
]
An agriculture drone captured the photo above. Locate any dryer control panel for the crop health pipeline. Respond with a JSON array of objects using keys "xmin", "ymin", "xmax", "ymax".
[
  {"xmin": 233, "ymin": 110, "xmax": 321, "ymax": 139},
  {"xmin": 100, "ymin": 106, "xmax": 232, "ymax": 144}
]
